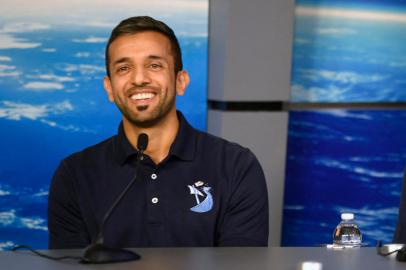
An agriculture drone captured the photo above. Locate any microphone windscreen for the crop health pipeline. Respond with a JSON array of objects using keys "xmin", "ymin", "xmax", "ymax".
[{"xmin": 137, "ymin": 133, "xmax": 148, "ymax": 151}]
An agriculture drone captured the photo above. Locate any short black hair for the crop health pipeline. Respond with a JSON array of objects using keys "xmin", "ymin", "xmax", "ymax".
[{"xmin": 105, "ymin": 16, "xmax": 183, "ymax": 77}]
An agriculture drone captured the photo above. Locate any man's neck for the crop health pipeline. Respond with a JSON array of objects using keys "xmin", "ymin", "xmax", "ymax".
[{"xmin": 122, "ymin": 110, "xmax": 180, "ymax": 164}]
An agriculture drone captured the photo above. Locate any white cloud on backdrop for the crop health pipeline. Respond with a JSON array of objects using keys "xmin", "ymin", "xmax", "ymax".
[
  {"xmin": 0, "ymin": 34, "xmax": 41, "ymax": 50},
  {"xmin": 296, "ymin": 6, "xmax": 406, "ymax": 23},
  {"xmin": 313, "ymin": 110, "xmax": 372, "ymax": 120},
  {"xmin": 23, "ymin": 82, "xmax": 64, "ymax": 91},
  {"xmin": 73, "ymin": 36, "xmax": 107, "ymax": 43},
  {"xmin": 0, "ymin": 184, "xmax": 49, "ymax": 199},
  {"xmin": 42, "ymin": 48, "xmax": 56, "ymax": 53},
  {"xmin": 389, "ymin": 60, "xmax": 406, "ymax": 68},
  {"xmin": 0, "ymin": 189, "xmax": 10, "ymax": 196},
  {"xmin": 0, "ymin": 210, "xmax": 47, "ymax": 231},
  {"xmin": 33, "ymin": 190, "xmax": 48, "ymax": 197},
  {"xmin": 0, "ymin": 100, "xmax": 84, "ymax": 131},
  {"xmin": 21, "ymin": 74, "xmax": 76, "ymax": 91},
  {"xmin": 316, "ymin": 28, "xmax": 357, "ymax": 35},
  {"xmin": 0, "ymin": 56, "xmax": 12, "ymax": 62},
  {"xmin": 298, "ymin": 69, "xmax": 388, "ymax": 84},
  {"xmin": 74, "ymin": 52, "xmax": 91, "ymax": 58},
  {"xmin": 0, "ymin": 22, "xmax": 51, "ymax": 33},
  {"xmin": 295, "ymin": 38, "xmax": 311, "ymax": 45},
  {"xmin": 291, "ymin": 84, "xmax": 352, "ymax": 102},
  {"xmin": 61, "ymin": 64, "xmax": 105, "ymax": 75},
  {"xmin": 291, "ymin": 69, "xmax": 392, "ymax": 101},
  {"xmin": 0, "ymin": 64, "xmax": 20, "ymax": 77},
  {"xmin": 0, "ymin": 22, "xmax": 52, "ymax": 50},
  {"xmin": 0, "ymin": 241, "xmax": 14, "ymax": 250},
  {"xmin": 29, "ymin": 74, "xmax": 75, "ymax": 82},
  {"xmin": 0, "ymin": 0, "xmax": 206, "ymax": 18},
  {"xmin": 0, "ymin": 100, "xmax": 73, "ymax": 121},
  {"xmin": 0, "ymin": 0, "xmax": 208, "ymax": 36}
]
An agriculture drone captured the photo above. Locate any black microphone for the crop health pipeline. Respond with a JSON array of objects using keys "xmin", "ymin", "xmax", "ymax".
[{"xmin": 81, "ymin": 133, "xmax": 149, "ymax": 264}]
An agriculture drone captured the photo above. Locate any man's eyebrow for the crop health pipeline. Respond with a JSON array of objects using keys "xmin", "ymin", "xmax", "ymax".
[
  {"xmin": 148, "ymin": 55, "xmax": 166, "ymax": 61},
  {"xmin": 111, "ymin": 55, "xmax": 167, "ymax": 66},
  {"xmin": 112, "ymin": 57, "xmax": 131, "ymax": 66}
]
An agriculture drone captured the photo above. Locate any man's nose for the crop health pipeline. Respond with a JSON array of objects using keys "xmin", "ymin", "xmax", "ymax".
[{"xmin": 132, "ymin": 67, "xmax": 151, "ymax": 86}]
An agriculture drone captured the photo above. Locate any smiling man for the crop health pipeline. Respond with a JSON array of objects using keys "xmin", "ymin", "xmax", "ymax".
[{"xmin": 48, "ymin": 16, "xmax": 268, "ymax": 249}]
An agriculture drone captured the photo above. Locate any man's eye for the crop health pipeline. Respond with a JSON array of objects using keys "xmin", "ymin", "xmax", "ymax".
[
  {"xmin": 149, "ymin": 63, "xmax": 162, "ymax": 69},
  {"xmin": 117, "ymin": 66, "xmax": 129, "ymax": 72}
]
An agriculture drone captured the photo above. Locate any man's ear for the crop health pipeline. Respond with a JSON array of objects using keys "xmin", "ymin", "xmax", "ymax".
[
  {"xmin": 103, "ymin": 76, "xmax": 115, "ymax": 102},
  {"xmin": 175, "ymin": 70, "xmax": 190, "ymax": 96}
]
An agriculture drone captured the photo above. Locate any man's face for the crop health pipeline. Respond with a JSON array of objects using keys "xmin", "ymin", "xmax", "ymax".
[{"xmin": 104, "ymin": 31, "xmax": 188, "ymax": 127}]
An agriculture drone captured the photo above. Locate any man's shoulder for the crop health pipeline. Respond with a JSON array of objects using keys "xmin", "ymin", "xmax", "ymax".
[
  {"xmin": 195, "ymin": 130, "xmax": 266, "ymax": 197},
  {"xmin": 196, "ymin": 130, "xmax": 256, "ymax": 161},
  {"xmin": 63, "ymin": 134, "xmax": 117, "ymax": 165}
]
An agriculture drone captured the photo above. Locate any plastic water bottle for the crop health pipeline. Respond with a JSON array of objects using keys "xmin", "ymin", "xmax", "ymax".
[{"xmin": 333, "ymin": 213, "xmax": 362, "ymax": 246}]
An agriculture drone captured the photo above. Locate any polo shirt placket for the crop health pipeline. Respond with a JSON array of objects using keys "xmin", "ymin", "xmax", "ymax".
[{"xmin": 145, "ymin": 160, "xmax": 166, "ymax": 245}]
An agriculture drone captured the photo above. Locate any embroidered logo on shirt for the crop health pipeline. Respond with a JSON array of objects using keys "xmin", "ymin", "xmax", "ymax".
[{"xmin": 187, "ymin": 181, "xmax": 213, "ymax": 213}]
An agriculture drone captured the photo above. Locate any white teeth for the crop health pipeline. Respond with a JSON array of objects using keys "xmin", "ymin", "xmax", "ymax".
[{"xmin": 131, "ymin": 93, "xmax": 155, "ymax": 100}]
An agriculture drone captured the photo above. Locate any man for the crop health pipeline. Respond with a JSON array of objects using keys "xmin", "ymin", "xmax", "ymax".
[{"xmin": 48, "ymin": 16, "xmax": 268, "ymax": 248}]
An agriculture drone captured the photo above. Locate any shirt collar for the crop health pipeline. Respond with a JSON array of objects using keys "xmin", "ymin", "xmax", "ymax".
[
  {"xmin": 114, "ymin": 111, "xmax": 197, "ymax": 165},
  {"xmin": 168, "ymin": 111, "xmax": 197, "ymax": 161},
  {"xmin": 114, "ymin": 122, "xmax": 138, "ymax": 165}
]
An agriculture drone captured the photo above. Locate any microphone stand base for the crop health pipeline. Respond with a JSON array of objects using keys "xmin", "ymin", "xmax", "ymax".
[{"xmin": 81, "ymin": 243, "xmax": 141, "ymax": 264}]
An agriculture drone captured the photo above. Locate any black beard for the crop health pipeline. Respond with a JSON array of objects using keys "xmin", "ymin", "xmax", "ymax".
[
  {"xmin": 128, "ymin": 115, "xmax": 162, "ymax": 128},
  {"xmin": 128, "ymin": 105, "xmax": 161, "ymax": 128},
  {"xmin": 136, "ymin": 105, "xmax": 148, "ymax": 111},
  {"xmin": 120, "ymin": 98, "xmax": 176, "ymax": 128}
]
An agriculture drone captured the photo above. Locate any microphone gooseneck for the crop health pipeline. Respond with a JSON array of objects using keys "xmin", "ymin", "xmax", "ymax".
[{"xmin": 81, "ymin": 133, "xmax": 149, "ymax": 264}]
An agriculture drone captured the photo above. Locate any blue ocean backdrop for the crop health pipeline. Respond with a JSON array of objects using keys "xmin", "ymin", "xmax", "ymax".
[
  {"xmin": 283, "ymin": 0, "xmax": 406, "ymax": 246},
  {"xmin": 291, "ymin": 0, "xmax": 406, "ymax": 102},
  {"xmin": 283, "ymin": 110, "xmax": 406, "ymax": 246},
  {"xmin": 0, "ymin": 23, "xmax": 207, "ymax": 249}
]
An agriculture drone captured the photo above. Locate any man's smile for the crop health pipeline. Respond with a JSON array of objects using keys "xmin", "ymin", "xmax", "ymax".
[{"xmin": 130, "ymin": 92, "xmax": 156, "ymax": 100}]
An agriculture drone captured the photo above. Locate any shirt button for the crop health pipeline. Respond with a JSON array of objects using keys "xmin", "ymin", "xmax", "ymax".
[
  {"xmin": 151, "ymin": 197, "xmax": 159, "ymax": 204},
  {"xmin": 151, "ymin": 173, "xmax": 157, "ymax": 180}
]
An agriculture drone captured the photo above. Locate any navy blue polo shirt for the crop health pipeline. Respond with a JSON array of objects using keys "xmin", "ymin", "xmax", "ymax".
[{"xmin": 48, "ymin": 112, "xmax": 268, "ymax": 248}]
